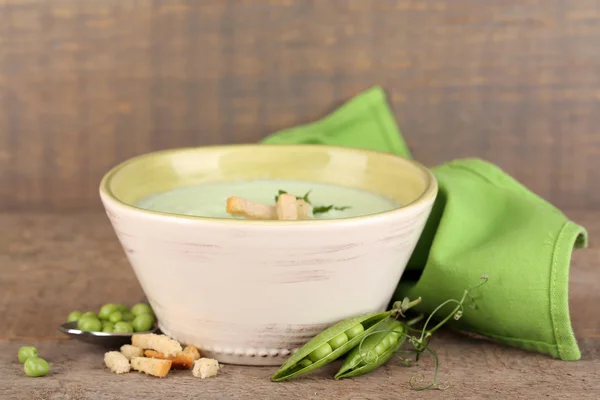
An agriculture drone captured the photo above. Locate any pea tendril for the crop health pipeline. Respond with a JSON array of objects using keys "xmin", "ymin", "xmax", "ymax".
[{"xmin": 408, "ymin": 346, "xmax": 449, "ymax": 391}]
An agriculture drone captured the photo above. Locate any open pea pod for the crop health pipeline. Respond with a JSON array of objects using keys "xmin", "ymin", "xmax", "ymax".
[
  {"xmin": 335, "ymin": 319, "xmax": 407, "ymax": 379},
  {"xmin": 270, "ymin": 311, "xmax": 392, "ymax": 382}
]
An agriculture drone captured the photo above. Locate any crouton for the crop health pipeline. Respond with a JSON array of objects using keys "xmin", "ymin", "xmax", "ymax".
[
  {"xmin": 275, "ymin": 193, "xmax": 298, "ymax": 220},
  {"xmin": 120, "ymin": 344, "xmax": 144, "ymax": 360},
  {"xmin": 296, "ymin": 199, "xmax": 313, "ymax": 219},
  {"xmin": 131, "ymin": 333, "xmax": 182, "ymax": 357},
  {"xmin": 226, "ymin": 196, "xmax": 277, "ymax": 220},
  {"xmin": 131, "ymin": 357, "xmax": 172, "ymax": 378},
  {"xmin": 144, "ymin": 345, "xmax": 201, "ymax": 369},
  {"xmin": 192, "ymin": 358, "xmax": 220, "ymax": 379},
  {"xmin": 104, "ymin": 351, "xmax": 130, "ymax": 374}
]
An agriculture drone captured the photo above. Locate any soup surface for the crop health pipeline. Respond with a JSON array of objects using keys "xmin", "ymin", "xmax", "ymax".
[{"xmin": 136, "ymin": 179, "xmax": 399, "ymax": 219}]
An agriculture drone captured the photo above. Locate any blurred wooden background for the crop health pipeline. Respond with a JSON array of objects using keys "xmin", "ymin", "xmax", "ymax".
[{"xmin": 1, "ymin": 0, "xmax": 599, "ymax": 212}]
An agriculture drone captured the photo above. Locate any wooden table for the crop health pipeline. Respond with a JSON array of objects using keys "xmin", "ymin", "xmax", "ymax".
[{"xmin": 2, "ymin": 212, "xmax": 599, "ymax": 399}]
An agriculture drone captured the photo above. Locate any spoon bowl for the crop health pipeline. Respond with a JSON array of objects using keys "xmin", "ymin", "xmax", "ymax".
[{"xmin": 58, "ymin": 321, "xmax": 160, "ymax": 348}]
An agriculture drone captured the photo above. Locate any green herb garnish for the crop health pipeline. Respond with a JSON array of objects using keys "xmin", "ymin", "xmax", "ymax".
[
  {"xmin": 275, "ymin": 190, "xmax": 312, "ymax": 204},
  {"xmin": 313, "ymin": 205, "xmax": 351, "ymax": 215},
  {"xmin": 275, "ymin": 189, "xmax": 350, "ymax": 215}
]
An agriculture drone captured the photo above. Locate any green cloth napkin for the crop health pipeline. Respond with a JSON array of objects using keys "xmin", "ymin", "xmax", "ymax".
[{"xmin": 261, "ymin": 86, "xmax": 588, "ymax": 361}]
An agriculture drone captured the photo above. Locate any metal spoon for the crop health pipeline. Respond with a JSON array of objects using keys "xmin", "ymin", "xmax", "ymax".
[{"xmin": 58, "ymin": 321, "xmax": 160, "ymax": 348}]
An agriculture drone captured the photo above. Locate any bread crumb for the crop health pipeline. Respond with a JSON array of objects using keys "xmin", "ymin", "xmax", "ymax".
[
  {"xmin": 183, "ymin": 345, "xmax": 201, "ymax": 361},
  {"xmin": 131, "ymin": 333, "xmax": 182, "ymax": 357},
  {"xmin": 275, "ymin": 193, "xmax": 298, "ymax": 220},
  {"xmin": 144, "ymin": 345, "xmax": 201, "ymax": 369},
  {"xmin": 131, "ymin": 357, "xmax": 172, "ymax": 378},
  {"xmin": 104, "ymin": 351, "xmax": 130, "ymax": 374},
  {"xmin": 226, "ymin": 196, "xmax": 277, "ymax": 220},
  {"xmin": 192, "ymin": 358, "xmax": 220, "ymax": 379},
  {"xmin": 296, "ymin": 199, "xmax": 313, "ymax": 219},
  {"xmin": 120, "ymin": 344, "xmax": 144, "ymax": 360}
]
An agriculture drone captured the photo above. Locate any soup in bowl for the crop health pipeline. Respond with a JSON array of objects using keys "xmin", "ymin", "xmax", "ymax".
[{"xmin": 99, "ymin": 144, "xmax": 437, "ymax": 366}]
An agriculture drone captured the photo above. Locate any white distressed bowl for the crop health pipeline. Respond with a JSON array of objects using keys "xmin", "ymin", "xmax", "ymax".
[{"xmin": 99, "ymin": 144, "xmax": 437, "ymax": 365}]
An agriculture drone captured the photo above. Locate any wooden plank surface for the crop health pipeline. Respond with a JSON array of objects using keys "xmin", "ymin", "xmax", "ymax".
[
  {"xmin": 1, "ymin": 211, "xmax": 599, "ymax": 399},
  {"xmin": 2, "ymin": 335, "xmax": 599, "ymax": 400},
  {"xmin": 1, "ymin": 0, "xmax": 600, "ymax": 211}
]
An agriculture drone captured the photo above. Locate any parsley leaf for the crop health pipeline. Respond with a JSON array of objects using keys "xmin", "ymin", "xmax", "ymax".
[
  {"xmin": 299, "ymin": 190, "xmax": 312, "ymax": 204},
  {"xmin": 313, "ymin": 205, "xmax": 351, "ymax": 215},
  {"xmin": 275, "ymin": 189, "xmax": 312, "ymax": 204}
]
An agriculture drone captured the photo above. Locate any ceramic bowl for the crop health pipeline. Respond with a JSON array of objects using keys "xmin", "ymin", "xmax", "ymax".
[{"xmin": 99, "ymin": 144, "xmax": 437, "ymax": 366}]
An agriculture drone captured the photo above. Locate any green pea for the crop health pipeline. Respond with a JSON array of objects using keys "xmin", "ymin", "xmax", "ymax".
[
  {"xmin": 132, "ymin": 313, "xmax": 155, "ymax": 332},
  {"xmin": 374, "ymin": 342, "xmax": 387, "ymax": 356},
  {"xmin": 108, "ymin": 311, "xmax": 123, "ymax": 323},
  {"xmin": 328, "ymin": 332, "xmax": 349, "ymax": 350},
  {"xmin": 345, "ymin": 323, "xmax": 365, "ymax": 339},
  {"xmin": 379, "ymin": 335, "xmax": 395, "ymax": 350},
  {"xmin": 81, "ymin": 311, "xmax": 97, "ymax": 319},
  {"xmin": 98, "ymin": 304, "xmax": 119, "ymax": 320},
  {"xmin": 113, "ymin": 322, "xmax": 134, "ymax": 333},
  {"xmin": 384, "ymin": 330, "xmax": 402, "ymax": 346},
  {"xmin": 115, "ymin": 304, "xmax": 129, "ymax": 313},
  {"xmin": 102, "ymin": 321, "xmax": 115, "ymax": 332},
  {"xmin": 335, "ymin": 319, "xmax": 407, "ymax": 380},
  {"xmin": 24, "ymin": 357, "xmax": 50, "ymax": 377},
  {"xmin": 131, "ymin": 303, "xmax": 154, "ymax": 316},
  {"xmin": 122, "ymin": 311, "xmax": 135, "ymax": 322},
  {"xmin": 18, "ymin": 346, "xmax": 39, "ymax": 363},
  {"xmin": 299, "ymin": 359, "xmax": 313, "ymax": 368},
  {"xmin": 308, "ymin": 343, "xmax": 332, "ymax": 363},
  {"xmin": 271, "ymin": 311, "xmax": 392, "ymax": 382},
  {"xmin": 67, "ymin": 311, "xmax": 83, "ymax": 323},
  {"xmin": 77, "ymin": 316, "xmax": 102, "ymax": 332}
]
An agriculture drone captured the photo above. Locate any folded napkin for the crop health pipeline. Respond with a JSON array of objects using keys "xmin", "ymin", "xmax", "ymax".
[{"xmin": 261, "ymin": 86, "xmax": 588, "ymax": 360}]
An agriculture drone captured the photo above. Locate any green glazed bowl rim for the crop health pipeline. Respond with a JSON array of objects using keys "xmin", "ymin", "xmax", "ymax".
[{"xmin": 99, "ymin": 144, "xmax": 438, "ymax": 226}]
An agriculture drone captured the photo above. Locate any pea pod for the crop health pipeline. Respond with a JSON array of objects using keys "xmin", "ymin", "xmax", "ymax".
[
  {"xmin": 334, "ymin": 318, "xmax": 407, "ymax": 379},
  {"xmin": 270, "ymin": 311, "xmax": 392, "ymax": 382}
]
